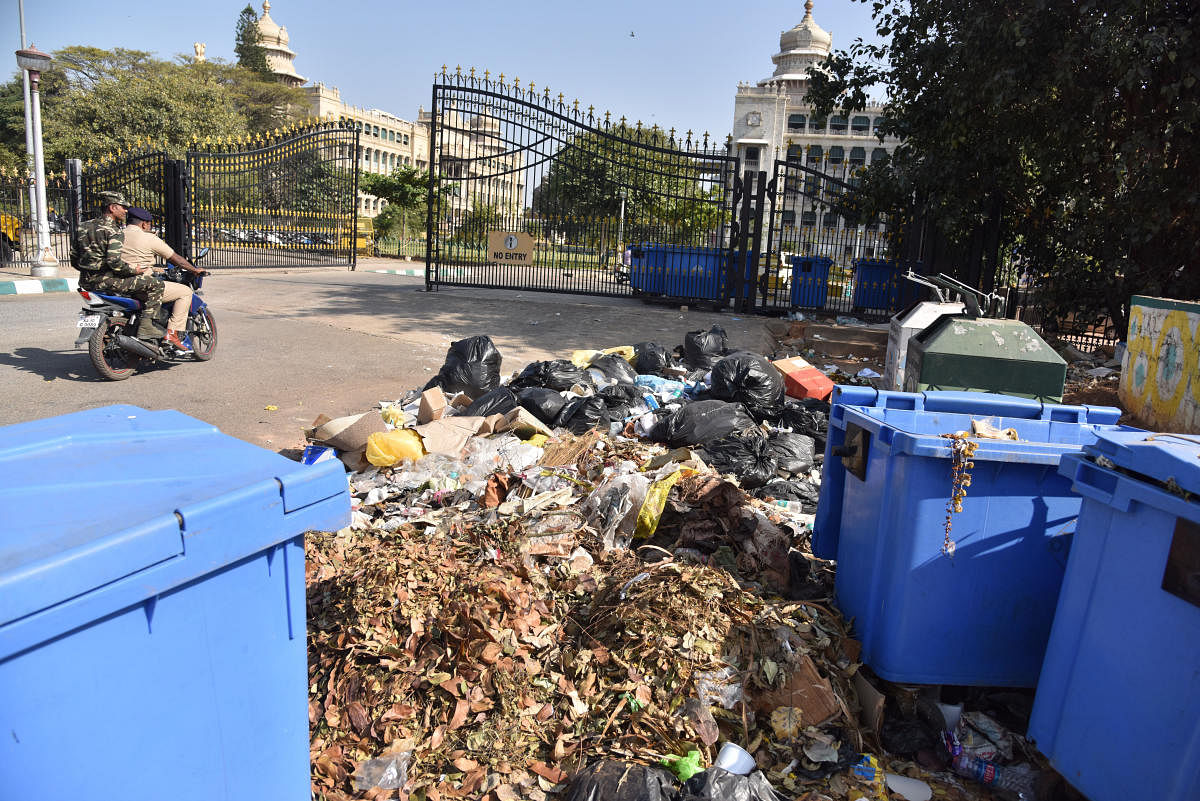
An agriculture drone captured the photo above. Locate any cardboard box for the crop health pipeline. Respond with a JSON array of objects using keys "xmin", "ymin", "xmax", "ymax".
[
  {"xmin": 418, "ymin": 387, "xmax": 448, "ymax": 424},
  {"xmin": 772, "ymin": 356, "xmax": 835, "ymax": 401}
]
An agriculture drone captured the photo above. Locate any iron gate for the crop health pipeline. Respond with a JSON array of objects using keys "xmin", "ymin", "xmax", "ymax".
[
  {"xmin": 758, "ymin": 156, "xmax": 913, "ymax": 317},
  {"xmin": 189, "ymin": 123, "xmax": 359, "ymax": 268},
  {"xmin": 77, "ymin": 122, "xmax": 359, "ymax": 269},
  {"xmin": 425, "ymin": 68, "xmax": 740, "ymax": 299}
]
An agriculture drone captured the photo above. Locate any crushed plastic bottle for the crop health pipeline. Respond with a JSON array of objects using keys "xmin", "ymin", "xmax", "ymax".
[{"xmin": 951, "ymin": 754, "xmax": 1038, "ymax": 799}]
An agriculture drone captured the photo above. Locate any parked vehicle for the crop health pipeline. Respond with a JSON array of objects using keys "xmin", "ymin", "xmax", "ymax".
[{"xmin": 73, "ymin": 249, "xmax": 217, "ymax": 381}]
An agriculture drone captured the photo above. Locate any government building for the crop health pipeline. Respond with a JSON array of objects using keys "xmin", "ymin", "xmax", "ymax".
[
  {"xmin": 731, "ymin": 2, "xmax": 898, "ymax": 180},
  {"xmin": 243, "ymin": 2, "xmax": 521, "ymax": 219}
]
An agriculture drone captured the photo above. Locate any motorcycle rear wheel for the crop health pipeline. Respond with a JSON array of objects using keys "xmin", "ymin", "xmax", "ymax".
[
  {"xmin": 88, "ymin": 318, "xmax": 138, "ymax": 381},
  {"xmin": 191, "ymin": 308, "xmax": 217, "ymax": 361}
]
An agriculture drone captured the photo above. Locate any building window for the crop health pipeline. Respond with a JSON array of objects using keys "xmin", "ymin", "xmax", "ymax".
[
  {"xmin": 389, "ymin": 130, "xmax": 395, "ymax": 141},
  {"xmin": 806, "ymin": 145, "xmax": 823, "ymax": 164},
  {"xmin": 851, "ymin": 116, "xmax": 870, "ymax": 134},
  {"xmin": 873, "ymin": 116, "xmax": 887, "ymax": 133},
  {"xmin": 871, "ymin": 147, "xmax": 888, "ymax": 163},
  {"xmin": 801, "ymin": 209, "xmax": 817, "ymax": 227},
  {"xmin": 828, "ymin": 146, "xmax": 845, "ymax": 164},
  {"xmin": 787, "ymin": 113, "xmax": 805, "ymax": 131},
  {"xmin": 829, "ymin": 115, "xmax": 848, "ymax": 134},
  {"xmin": 809, "ymin": 116, "xmax": 826, "ymax": 133},
  {"xmin": 849, "ymin": 147, "xmax": 866, "ymax": 166},
  {"xmin": 786, "ymin": 144, "xmax": 802, "ymax": 162},
  {"xmin": 822, "ymin": 212, "xmax": 839, "ymax": 228},
  {"xmin": 781, "ymin": 210, "xmax": 796, "ymax": 227},
  {"xmin": 745, "ymin": 146, "xmax": 760, "ymax": 162},
  {"xmin": 403, "ymin": 134, "xmax": 410, "ymax": 145}
]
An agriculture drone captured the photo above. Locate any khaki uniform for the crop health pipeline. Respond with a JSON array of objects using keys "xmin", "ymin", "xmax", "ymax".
[{"xmin": 122, "ymin": 224, "xmax": 193, "ymax": 332}]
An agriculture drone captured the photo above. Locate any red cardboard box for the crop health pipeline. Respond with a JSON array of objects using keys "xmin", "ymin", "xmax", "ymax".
[{"xmin": 772, "ymin": 356, "xmax": 834, "ymax": 401}]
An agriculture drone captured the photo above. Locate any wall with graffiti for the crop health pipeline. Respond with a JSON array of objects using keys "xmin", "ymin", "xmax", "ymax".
[{"xmin": 1120, "ymin": 296, "xmax": 1200, "ymax": 432}]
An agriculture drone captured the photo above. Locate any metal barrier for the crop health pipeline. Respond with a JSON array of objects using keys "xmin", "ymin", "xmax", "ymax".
[{"xmin": 0, "ymin": 172, "xmax": 77, "ymax": 265}]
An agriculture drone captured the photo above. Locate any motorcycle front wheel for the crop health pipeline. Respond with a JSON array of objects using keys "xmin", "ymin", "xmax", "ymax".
[
  {"xmin": 88, "ymin": 318, "xmax": 138, "ymax": 381},
  {"xmin": 191, "ymin": 308, "xmax": 217, "ymax": 361}
]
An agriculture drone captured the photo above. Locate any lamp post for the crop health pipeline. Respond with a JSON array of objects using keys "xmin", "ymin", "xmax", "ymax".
[
  {"xmin": 616, "ymin": 188, "xmax": 627, "ymax": 256},
  {"xmin": 16, "ymin": 44, "xmax": 56, "ymax": 276}
]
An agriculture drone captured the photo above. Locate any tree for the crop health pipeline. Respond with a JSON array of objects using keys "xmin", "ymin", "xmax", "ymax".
[
  {"xmin": 234, "ymin": 4, "xmax": 272, "ymax": 79},
  {"xmin": 532, "ymin": 124, "xmax": 728, "ymax": 246},
  {"xmin": 807, "ymin": 0, "xmax": 1200, "ymax": 335},
  {"xmin": 362, "ymin": 167, "xmax": 447, "ymax": 239}
]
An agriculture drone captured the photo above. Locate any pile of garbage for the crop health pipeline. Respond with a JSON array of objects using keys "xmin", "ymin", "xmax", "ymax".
[{"xmin": 304, "ymin": 328, "xmax": 1049, "ymax": 801}]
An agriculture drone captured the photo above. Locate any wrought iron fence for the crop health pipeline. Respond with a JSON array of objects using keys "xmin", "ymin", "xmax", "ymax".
[
  {"xmin": 426, "ymin": 68, "xmax": 738, "ymax": 299},
  {"xmin": 757, "ymin": 157, "xmax": 918, "ymax": 319},
  {"xmin": 0, "ymin": 171, "xmax": 78, "ymax": 266},
  {"xmin": 1008, "ymin": 287, "xmax": 1121, "ymax": 350},
  {"xmin": 188, "ymin": 123, "xmax": 360, "ymax": 268}
]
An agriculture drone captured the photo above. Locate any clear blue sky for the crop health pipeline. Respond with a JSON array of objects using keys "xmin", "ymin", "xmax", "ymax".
[{"xmin": 13, "ymin": 0, "xmax": 881, "ymax": 140}]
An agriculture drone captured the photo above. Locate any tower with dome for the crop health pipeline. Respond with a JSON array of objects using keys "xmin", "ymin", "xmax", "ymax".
[
  {"xmin": 256, "ymin": 0, "xmax": 306, "ymax": 88},
  {"xmin": 730, "ymin": 2, "xmax": 897, "ymax": 175}
]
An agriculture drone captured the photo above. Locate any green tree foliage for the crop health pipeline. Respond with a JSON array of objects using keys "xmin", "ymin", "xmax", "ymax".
[
  {"xmin": 234, "ymin": 4, "xmax": 272, "ymax": 78},
  {"xmin": 451, "ymin": 203, "xmax": 503, "ymax": 247},
  {"xmin": 807, "ymin": 0, "xmax": 1200, "ymax": 335},
  {"xmin": 0, "ymin": 46, "xmax": 306, "ymax": 167},
  {"xmin": 532, "ymin": 124, "xmax": 726, "ymax": 246},
  {"xmin": 362, "ymin": 167, "xmax": 446, "ymax": 239}
]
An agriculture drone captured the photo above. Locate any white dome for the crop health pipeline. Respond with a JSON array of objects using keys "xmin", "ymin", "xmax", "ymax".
[
  {"xmin": 779, "ymin": 1, "xmax": 832, "ymax": 56},
  {"xmin": 257, "ymin": 1, "xmax": 288, "ymax": 47}
]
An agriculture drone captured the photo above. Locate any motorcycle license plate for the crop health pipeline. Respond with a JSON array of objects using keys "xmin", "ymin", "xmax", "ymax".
[{"xmin": 77, "ymin": 314, "xmax": 101, "ymax": 328}]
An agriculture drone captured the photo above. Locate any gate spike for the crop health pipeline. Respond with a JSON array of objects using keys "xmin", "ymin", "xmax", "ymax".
[
  {"xmin": 469, "ymin": 66, "xmax": 475, "ymax": 79},
  {"xmin": 528, "ymin": 81, "xmax": 535, "ymax": 93},
  {"xmin": 483, "ymin": 68, "xmax": 490, "ymax": 81},
  {"xmin": 573, "ymin": 98, "xmax": 579, "ymax": 112},
  {"xmin": 588, "ymin": 104, "xmax": 595, "ymax": 117},
  {"xmin": 498, "ymin": 72, "xmax": 505, "ymax": 84},
  {"xmin": 513, "ymin": 76, "xmax": 519, "ymax": 88},
  {"xmin": 557, "ymin": 92, "xmax": 564, "ymax": 104},
  {"xmin": 455, "ymin": 65, "xmax": 462, "ymax": 76}
]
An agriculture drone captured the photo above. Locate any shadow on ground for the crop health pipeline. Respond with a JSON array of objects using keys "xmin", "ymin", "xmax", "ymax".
[{"xmin": 0, "ymin": 347, "xmax": 105, "ymax": 383}]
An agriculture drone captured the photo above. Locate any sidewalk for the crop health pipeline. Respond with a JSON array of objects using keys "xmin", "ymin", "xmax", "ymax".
[{"xmin": 0, "ymin": 261, "xmax": 79, "ymax": 295}]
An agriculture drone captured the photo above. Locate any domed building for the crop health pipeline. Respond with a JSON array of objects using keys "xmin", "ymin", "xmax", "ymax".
[
  {"xmin": 256, "ymin": 0, "xmax": 305, "ymax": 88},
  {"xmin": 730, "ymin": 2, "xmax": 897, "ymax": 177}
]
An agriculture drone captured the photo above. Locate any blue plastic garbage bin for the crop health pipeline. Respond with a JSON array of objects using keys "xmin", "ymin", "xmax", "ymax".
[
  {"xmin": 1029, "ymin": 431, "xmax": 1200, "ymax": 801},
  {"xmin": 823, "ymin": 390, "xmax": 1132, "ymax": 685},
  {"xmin": 0, "ymin": 405, "xmax": 351, "ymax": 801},
  {"xmin": 851, "ymin": 258, "xmax": 901, "ymax": 311},
  {"xmin": 790, "ymin": 256, "xmax": 833, "ymax": 308}
]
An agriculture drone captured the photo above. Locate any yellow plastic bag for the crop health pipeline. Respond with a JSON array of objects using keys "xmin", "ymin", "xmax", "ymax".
[
  {"xmin": 570, "ymin": 349, "xmax": 602, "ymax": 368},
  {"xmin": 525, "ymin": 433, "xmax": 550, "ymax": 448},
  {"xmin": 635, "ymin": 469, "xmax": 683, "ymax": 539},
  {"xmin": 365, "ymin": 429, "xmax": 426, "ymax": 466}
]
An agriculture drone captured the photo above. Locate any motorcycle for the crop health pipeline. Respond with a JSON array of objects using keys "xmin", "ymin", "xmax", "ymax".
[{"xmin": 74, "ymin": 248, "xmax": 217, "ymax": 381}]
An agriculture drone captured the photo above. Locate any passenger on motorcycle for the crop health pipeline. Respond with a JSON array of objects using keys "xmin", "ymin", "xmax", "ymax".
[
  {"xmin": 122, "ymin": 206, "xmax": 204, "ymax": 353},
  {"xmin": 73, "ymin": 191, "xmax": 164, "ymax": 342}
]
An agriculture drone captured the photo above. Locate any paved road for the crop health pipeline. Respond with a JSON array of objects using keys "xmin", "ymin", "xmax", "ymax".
[{"xmin": 0, "ymin": 269, "xmax": 772, "ymax": 453}]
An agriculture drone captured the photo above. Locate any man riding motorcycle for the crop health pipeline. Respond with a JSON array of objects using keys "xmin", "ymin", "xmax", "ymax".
[
  {"xmin": 122, "ymin": 206, "xmax": 204, "ymax": 353},
  {"xmin": 73, "ymin": 191, "xmax": 164, "ymax": 341}
]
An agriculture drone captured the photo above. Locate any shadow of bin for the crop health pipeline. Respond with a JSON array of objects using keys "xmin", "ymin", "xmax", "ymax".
[
  {"xmin": 1029, "ymin": 431, "xmax": 1200, "ymax": 801},
  {"xmin": 790, "ymin": 255, "xmax": 833, "ymax": 309},
  {"xmin": 0, "ymin": 405, "xmax": 351, "ymax": 801},
  {"xmin": 818, "ymin": 389, "xmax": 1134, "ymax": 686}
]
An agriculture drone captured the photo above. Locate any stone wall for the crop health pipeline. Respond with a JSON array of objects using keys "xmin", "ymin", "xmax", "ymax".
[{"xmin": 1120, "ymin": 295, "xmax": 1200, "ymax": 432}]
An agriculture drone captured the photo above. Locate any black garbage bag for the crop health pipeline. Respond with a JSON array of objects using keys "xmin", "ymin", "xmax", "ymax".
[
  {"xmin": 564, "ymin": 760, "xmax": 676, "ymax": 801},
  {"xmin": 598, "ymin": 383, "xmax": 641, "ymax": 421},
  {"xmin": 700, "ymin": 429, "xmax": 778, "ymax": 489},
  {"xmin": 780, "ymin": 399, "xmax": 830, "ymax": 453},
  {"xmin": 462, "ymin": 387, "xmax": 518, "ymax": 418},
  {"xmin": 683, "ymin": 325, "xmax": 728, "ymax": 370},
  {"xmin": 710, "ymin": 352, "xmax": 785, "ymax": 421},
  {"xmin": 679, "ymin": 767, "xmax": 786, "ymax": 801},
  {"xmin": 663, "ymin": 400, "xmax": 756, "ymax": 447},
  {"xmin": 634, "ymin": 341, "xmax": 672, "ymax": 376},
  {"xmin": 554, "ymin": 396, "xmax": 611, "ymax": 434},
  {"xmin": 768, "ymin": 431, "xmax": 816, "ymax": 474},
  {"xmin": 516, "ymin": 386, "xmax": 566, "ymax": 425},
  {"xmin": 512, "ymin": 359, "xmax": 592, "ymax": 391},
  {"xmin": 754, "ymin": 477, "xmax": 821, "ymax": 511},
  {"xmin": 423, "ymin": 335, "xmax": 502, "ymax": 400},
  {"xmin": 590, "ymin": 353, "xmax": 639, "ymax": 384},
  {"xmin": 787, "ymin": 739, "xmax": 860, "ymax": 781}
]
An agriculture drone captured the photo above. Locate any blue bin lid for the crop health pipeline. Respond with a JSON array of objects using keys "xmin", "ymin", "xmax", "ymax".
[
  {"xmin": 0, "ymin": 405, "xmax": 349, "ymax": 643},
  {"xmin": 1085, "ymin": 429, "xmax": 1200, "ymax": 497}
]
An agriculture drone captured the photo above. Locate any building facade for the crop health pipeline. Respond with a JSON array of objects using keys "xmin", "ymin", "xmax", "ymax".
[
  {"xmin": 256, "ymin": 3, "xmax": 521, "ymax": 220},
  {"xmin": 731, "ymin": 2, "xmax": 897, "ymax": 179}
]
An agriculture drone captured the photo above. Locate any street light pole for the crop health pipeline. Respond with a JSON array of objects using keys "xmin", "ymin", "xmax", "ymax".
[
  {"xmin": 17, "ymin": 0, "xmax": 37, "ymax": 254},
  {"xmin": 16, "ymin": 44, "xmax": 56, "ymax": 276},
  {"xmin": 616, "ymin": 189, "xmax": 627, "ymax": 255}
]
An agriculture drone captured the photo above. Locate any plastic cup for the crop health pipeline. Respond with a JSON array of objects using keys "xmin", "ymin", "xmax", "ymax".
[{"xmin": 714, "ymin": 741, "xmax": 755, "ymax": 775}]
